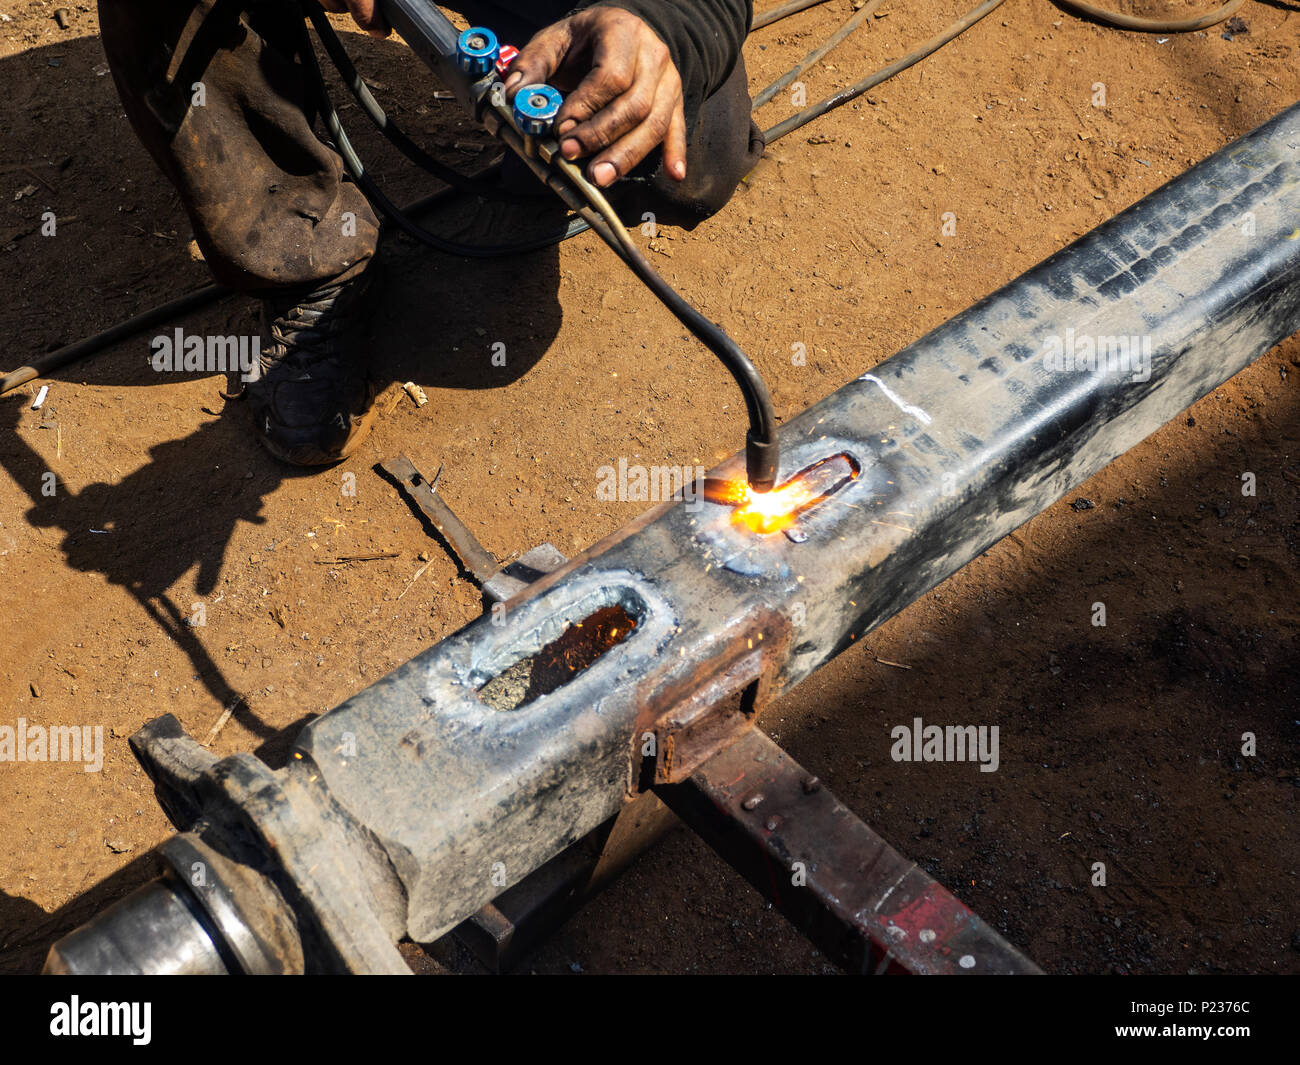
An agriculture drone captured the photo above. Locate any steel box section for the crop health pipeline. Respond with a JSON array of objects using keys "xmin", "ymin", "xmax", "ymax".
[{"xmin": 292, "ymin": 105, "xmax": 1300, "ymax": 944}]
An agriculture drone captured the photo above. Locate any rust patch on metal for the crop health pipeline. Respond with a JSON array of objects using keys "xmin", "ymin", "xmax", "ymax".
[{"xmin": 632, "ymin": 608, "xmax": 791, "ymax": 787}]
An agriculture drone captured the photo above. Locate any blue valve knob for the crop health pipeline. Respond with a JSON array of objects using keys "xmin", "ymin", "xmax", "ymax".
[
  {"xmin": 513, "ymin": 84, "xmax": 563, "ymax": 136},
  {"xmin": 456, "ymin": 27, "xmax": 499, "ymax": 76}
]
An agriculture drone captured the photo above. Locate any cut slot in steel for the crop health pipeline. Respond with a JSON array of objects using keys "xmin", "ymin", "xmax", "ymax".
[
  {"xmin": 477, "ymin": 604, "xmax": 638, "ymax": 711},
  {"xmin": 704, "ymin": 453, "xmax": 859, "ymax": 535}
]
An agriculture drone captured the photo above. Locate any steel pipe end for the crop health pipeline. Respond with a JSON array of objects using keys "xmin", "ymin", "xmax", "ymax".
[
  {"xmin": 44, "ymin": 834, "xmax": 304, "ymax": 976},
  {"xmin": 44, "ymin": 877, "xmax": 230, "ymax": 975}
]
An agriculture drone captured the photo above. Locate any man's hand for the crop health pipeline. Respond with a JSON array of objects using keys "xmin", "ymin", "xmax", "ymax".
[
  {"xmin": 317, "ymin": 0, "xmax": 390, "ymax": 38},
  {"xmin": 505, "ymin": 8, "xmax": 687, "ymax": 188}
]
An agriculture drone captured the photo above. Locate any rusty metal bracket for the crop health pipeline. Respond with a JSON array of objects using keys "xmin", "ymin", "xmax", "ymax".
[
  {"xmin": 381, "ymin": 454, "xmax": 499, "ymax": 586},
  {"xmin": 650, "ymin": 649, "xmax": 763, "ymax": 785},
  {"xmin": 656, "ymin": 729, "xmax": 1041, "ymax": 974}
]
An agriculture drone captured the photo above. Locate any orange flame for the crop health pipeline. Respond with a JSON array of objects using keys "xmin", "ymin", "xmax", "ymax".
[
  {"xmin": 705, "ymin": 454, "xmax": 859, "ymax": 535},
  {"xmin": 730, "ymin": 478, "xmax": 823, "ymax": 534}
]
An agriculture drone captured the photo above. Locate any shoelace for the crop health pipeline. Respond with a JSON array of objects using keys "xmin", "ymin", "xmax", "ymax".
[{"xmin": 266, "ymin": 282, "xmax": 353, "ymax": 371}]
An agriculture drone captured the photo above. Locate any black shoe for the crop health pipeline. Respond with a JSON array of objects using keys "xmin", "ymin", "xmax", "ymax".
[{"xmin": 246, "ymin": 267, "xmax": 378, "ymax": 466}]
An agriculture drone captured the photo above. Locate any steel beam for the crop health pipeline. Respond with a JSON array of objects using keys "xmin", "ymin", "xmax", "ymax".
[
  {"xmin": 452, "ymin": 793, "xmax": 678, "ymax": 972},
  {"xmin": 285, "ymin": 102, "xmax": 1300, "ymax": 948},
  {"xmin": 52, "ymin": 102, "xmax": 1300, "ymax": 972}
]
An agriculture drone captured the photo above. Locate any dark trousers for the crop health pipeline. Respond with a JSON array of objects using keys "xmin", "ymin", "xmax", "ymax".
[{"xmin": 97, "ymin": 0, "xmax": 762, "ymax": 293}]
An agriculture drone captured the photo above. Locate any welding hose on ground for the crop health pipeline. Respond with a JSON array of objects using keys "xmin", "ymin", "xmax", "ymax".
[
  {"xmin": 753, "ymin": 0, "xmax": 833, "ymax": 30},
  {"xmin": 758, "ymin": 0, "xmax": 1249, "ymax": 139},
  {"xmin": 752, "ymin": 0, "xmax": 884, "ymax": 111},
  {"xmin": 1052, "ymin": 0, "xmax": 1245, "ymax": 33},
  {"xmin": 763, "ymin": 0, "xmax": 1010, "ymax": 141}
]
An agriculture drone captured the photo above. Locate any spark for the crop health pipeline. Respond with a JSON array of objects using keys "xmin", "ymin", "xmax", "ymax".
[
  {"xmin": 730, "ymin": 475, "xmax": 825, "ymax": 533},
  {"xmin": 705, "ymin": 455, "xmax": 859, "ymax": 535}
]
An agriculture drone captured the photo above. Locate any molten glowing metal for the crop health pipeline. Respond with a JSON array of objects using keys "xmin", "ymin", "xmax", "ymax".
[
  {"xmin": 706, "ymin": 455, "xmax": 859, "ymax": 535},
  {"xmin": 733, "ymin": 480, "xmax": 823, "ymax": 533}
]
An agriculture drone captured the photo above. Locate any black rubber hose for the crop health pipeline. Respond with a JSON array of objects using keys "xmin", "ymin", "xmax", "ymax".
[
  {"xmin": 752, "ymin": 0, "xmax": 834, "ymax": 31},
  {"xmin": 545, "ymin": 154, "xmax": 779, "ymax": 488},
  {"xmin": 609, "ymin": 229, "xmax": 779, "ymax": 487},
  {"xmin": 763, "ymin": 0, "xmax": 1009, "ymax": 143},
  {"xmin": 298, "ymin": 12, "xmax": 592, "ymax": 257},
  {"xmin": 304, "ymin": 4, "xmax": 528, "ymax": 203},
  {"xmin": 752, "ymin": 0, "xmax": 884, "ymax": 111},
  {"xmin": 0, "ymin": 285, "xmax": 226, "ymax": 396},
  {"xmin": 1053, "ymin": 0, "xmax": 1245, "ymax": 32}
]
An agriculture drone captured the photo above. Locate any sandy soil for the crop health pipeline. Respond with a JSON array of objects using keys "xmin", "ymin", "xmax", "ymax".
[{"xmin": 1, "ymin": 0, "xmax": 1297, "ymax": 974}]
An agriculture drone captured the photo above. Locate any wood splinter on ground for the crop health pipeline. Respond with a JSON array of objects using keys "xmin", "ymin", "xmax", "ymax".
[
  {"xmin": 397, "ymin": 559, "xmax": 434, "ymax": 599},
  {"xmin": 314, "ymin": 551, "xmax": 401, "ymax": 565},
  {"xmin": 874, "ymin": 656, "xmax": 912, "ymax": 670},
  {"xmin": 202, "ymin": 696, "xmax": 244, "ymax": 747}
]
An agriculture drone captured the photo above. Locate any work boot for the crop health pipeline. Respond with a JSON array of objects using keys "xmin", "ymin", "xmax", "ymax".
[{"xmin": 245, "ymin": 266, "xmax": 378, "ymax": 466}]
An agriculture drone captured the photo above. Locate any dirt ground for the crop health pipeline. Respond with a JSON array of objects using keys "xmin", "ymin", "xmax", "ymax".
[{"xmin": 1, "ymin": 0, "xmax": 1298, "ymax": 975}]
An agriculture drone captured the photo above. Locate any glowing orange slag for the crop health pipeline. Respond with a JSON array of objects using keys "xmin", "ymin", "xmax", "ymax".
[{"xmin": 719, "ymin": 454, "xmax": 859, "ymax": 534}]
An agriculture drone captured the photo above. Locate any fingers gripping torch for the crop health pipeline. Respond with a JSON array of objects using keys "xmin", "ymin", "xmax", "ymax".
[{"xmin": 367, "ymin": 0, "xmax": 781, "ymax": 491}]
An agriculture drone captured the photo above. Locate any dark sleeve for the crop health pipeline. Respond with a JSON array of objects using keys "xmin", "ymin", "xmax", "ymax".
[{"xmin": 571, "ymin": 0, "xmax": 751, "ymax": 124}]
